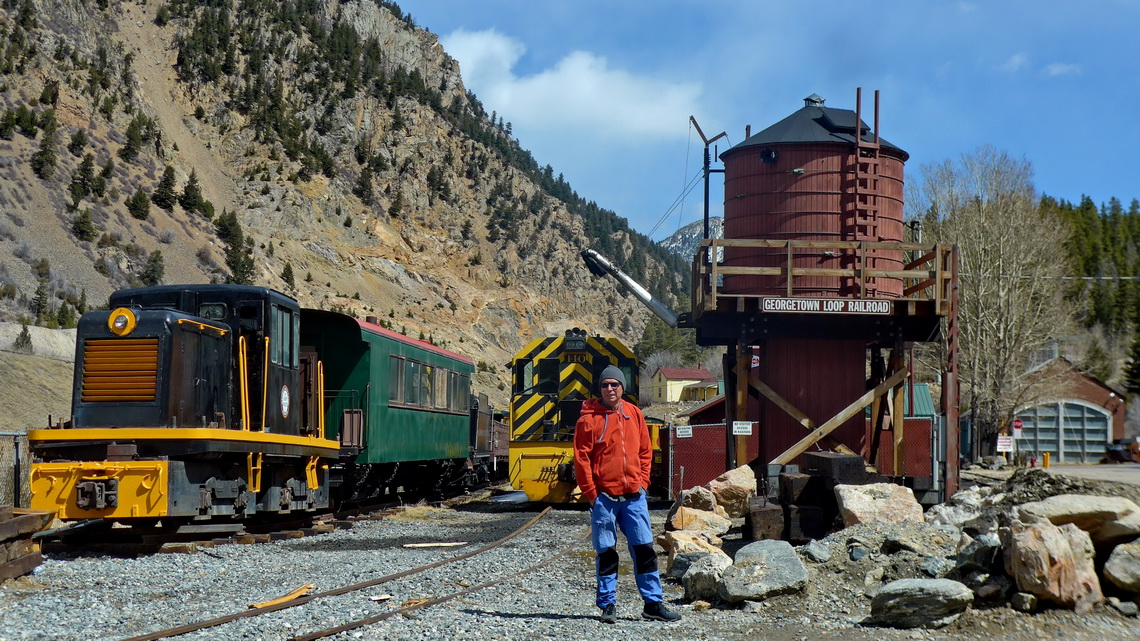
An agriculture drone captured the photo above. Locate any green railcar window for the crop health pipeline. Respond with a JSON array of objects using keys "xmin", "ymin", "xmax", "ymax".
[{"xmin": 388, "ymin": 356, "xmax": 402, "ymax": 403}]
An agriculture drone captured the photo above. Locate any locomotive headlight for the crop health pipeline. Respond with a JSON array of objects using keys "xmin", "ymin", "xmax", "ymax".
[{"xmin": 108, "ymin": 307, "xmax": 137, "ymax": 336}]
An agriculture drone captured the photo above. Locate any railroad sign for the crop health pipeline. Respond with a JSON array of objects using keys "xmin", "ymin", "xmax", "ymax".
[
  {"xmin": 731, "ymin": 421, "xmax": 754, "ymax": 436},
  {"xmin": 996, "ymin": 435, "xmax": 1014, "ymax": 452},
  {"xmin": 761, "ymin": 297, "xmax": 892, "ymax": 315},
  {"xmin": 675, "ymin": 425, "xmax": 693, "ymax": 438}
]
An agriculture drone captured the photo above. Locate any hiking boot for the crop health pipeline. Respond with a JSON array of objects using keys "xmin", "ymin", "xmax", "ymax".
[
  {"xmin": 642, "ymin": 601, "xmax": 681, "ymax": 622},
  {"xmin": 599, "ymin": 603, "xmax": 617, "ymax": 624}
]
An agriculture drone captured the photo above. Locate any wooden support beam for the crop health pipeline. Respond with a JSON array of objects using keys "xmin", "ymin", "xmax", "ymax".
[
  {"xmin": 734, "ymin": 342, "xmax": 749, "ymax": 468},
  {"xmin": 891, "ymin": 350, "xmax": 906, "ymax": 476},
  {"xmin": 770, "ymin": 367, "xmax": 909, "ymax": 466},
  {"xmin": 750, "ymin": 374, "xmax": 858, "ymax": 457}
]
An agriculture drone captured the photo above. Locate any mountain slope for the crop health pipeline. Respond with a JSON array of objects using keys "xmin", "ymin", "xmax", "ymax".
[{"xmin": 0, "ymin": 0, "xmax": 688, "ymax": 405}]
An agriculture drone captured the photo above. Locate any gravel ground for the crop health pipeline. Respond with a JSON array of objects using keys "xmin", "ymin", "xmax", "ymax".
[{"xmin": 2, "ymin": 499, "xmax": 1139, "ymax": 641}]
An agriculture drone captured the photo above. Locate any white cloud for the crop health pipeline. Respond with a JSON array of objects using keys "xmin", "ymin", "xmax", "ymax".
[
  {"xmin": 998, "ymin": 53, "xmax": 1029, "ymax": 73},
  {"xmin": 1043, "ymin": 63, "xmax": 1082, "ymax": 77},
  {"xmin": 441, "ymin": 29, "xmax": 701, "ymax": 142}
]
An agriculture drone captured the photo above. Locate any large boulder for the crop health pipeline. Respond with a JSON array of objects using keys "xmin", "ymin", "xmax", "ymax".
[
  {"xmin": 1006, "ymin": 519, "xmax": 1102, "ymax": 613},
  {"xmin": 835, "ymin": 483, "xmax": 924, "ymax": 527},
  {"xmin": 682, "ymin": 553, "xmax": 733, "ymax": 601},
  {"xmin": 657, "ymin": 530, "xmax": 728, "ymax": 574},
  {"xmin": 1018, "ymin": 494, "xmax": 1140, "ymax": 546},
  {"xmin": 707, "ymin": 465, "xmax": 757, "ymax": 518},
  {"xmin": 717, "ymin": 540, "xmax": 807, "ymax": 603},
  {"xmin": 869, "ymin": 578, "xmax": 974, "ymax": 629},
  {"xmin": 955, "ymin": 532, "xmax": 1003, "ymax": 575},
  {"xmin": 675, "ymin": 486, "xmax": 719, "ymax": 513},
  {"xmin": 1104, "ymin": 540, "xmax": 1140, "ymax": 593},
  {"xmin": 667, "ymin": 506, "xmax": 733, "ymax": 536}
]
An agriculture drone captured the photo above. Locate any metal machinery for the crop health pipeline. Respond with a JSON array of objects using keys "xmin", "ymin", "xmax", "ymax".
[
  {"xmin": 29, "ymin": 285, "xmax": 339, "ymax": 522},
  {"xmin": 507, "ymin": 331, "xmax": 645, "ymax": 502},
  {"xmin": 28, "ymin": 285, "xmax": 500, "ymax": 526}
]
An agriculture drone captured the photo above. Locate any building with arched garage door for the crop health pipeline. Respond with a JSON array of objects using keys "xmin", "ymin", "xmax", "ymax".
[{"xmin": 1014, "ymin": 358, "xmax": 1126, "ymax": 463}]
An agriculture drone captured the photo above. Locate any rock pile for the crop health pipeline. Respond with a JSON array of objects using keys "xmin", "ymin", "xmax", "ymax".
[{"xmin": 656, "ymin": 467, "xmax": 1140, "ymax": 629}]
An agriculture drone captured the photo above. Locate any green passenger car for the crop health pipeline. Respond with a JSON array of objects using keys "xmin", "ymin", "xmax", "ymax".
[{"xmin": 300, "ymin": 310, "xmax": 474, "ymax": 468}]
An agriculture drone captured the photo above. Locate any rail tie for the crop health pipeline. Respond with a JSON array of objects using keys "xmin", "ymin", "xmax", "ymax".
[
  {"xmin": 289, "ymin": 526, "xmax": 590, "ymax": 641},
  {"xmin": 119, "ymin": 506, "xmax": 553, "ymax": 641}
]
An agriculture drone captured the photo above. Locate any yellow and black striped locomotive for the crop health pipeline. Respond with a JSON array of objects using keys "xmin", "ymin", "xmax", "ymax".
[
  {"xmin": 28, "ymin": 285, "xmax": 340, "ymax": 523},
  {"xmin": 508, "ymin": 330, "xmax": 641, "ymax": 502}
]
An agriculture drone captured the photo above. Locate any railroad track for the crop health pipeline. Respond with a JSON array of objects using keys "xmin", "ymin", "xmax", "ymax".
[
  {"xmin": 39, "ymin": 487, "xmax": 498, "ymax": 554},
  {"xmin": 118, "ymin": 506, "xmax": 577, "ymax": 641}
]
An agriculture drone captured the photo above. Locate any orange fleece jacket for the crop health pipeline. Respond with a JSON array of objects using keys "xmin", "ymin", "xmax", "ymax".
[{"xmin": 573, "ymin": 397, "xmax": 652, "ymax": 503}]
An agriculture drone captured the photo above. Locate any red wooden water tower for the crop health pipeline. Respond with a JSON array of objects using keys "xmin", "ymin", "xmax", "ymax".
[{"xmin": 690, "ymin": 90, "xmax": 960, "ymax": 498}]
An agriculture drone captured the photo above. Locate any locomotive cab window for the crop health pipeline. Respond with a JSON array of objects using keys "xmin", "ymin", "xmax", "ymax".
[
  {"xmin": 270, "ymin": 305, "xmax": 296, "ymax": 368},
  {"xmin": 199, "ymin": 303, "xmax": 227, "ymax": 320},
  {"xmin": 514, "ymin": 360, "xmax": 533, "ymax": 394},
  {"xmin": 537, "ymin": 358, "xmax": 559, "ymax": 395}
]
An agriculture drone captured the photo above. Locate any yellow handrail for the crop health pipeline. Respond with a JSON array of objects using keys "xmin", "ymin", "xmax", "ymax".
[
  {"xmin": 261, "ymin": 336, "xmax": 270, "ymax": 431},
  {"xmin": 317, "ymin": 360, "xmax": 326, "ymax": 440},
  {"xmin": 238, "ymin": 336, "xmax": 250, "ymax": 430}
]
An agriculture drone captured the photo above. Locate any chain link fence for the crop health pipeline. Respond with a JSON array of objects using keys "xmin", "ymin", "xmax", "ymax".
[
  {"xmin": 652, "ymin": 423, "xmax": 758, "ymax": 500},
  {"xmin": 1, "ymin": 432, "xmax": 29, "ymax": 508}
]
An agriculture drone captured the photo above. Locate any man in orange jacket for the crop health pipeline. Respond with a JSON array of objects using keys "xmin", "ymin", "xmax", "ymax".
[{"xmin": 573, "ymin": 365, "xmax": 680, "ymax": 624}]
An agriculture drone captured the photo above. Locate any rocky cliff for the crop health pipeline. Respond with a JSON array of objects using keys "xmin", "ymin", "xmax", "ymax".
[{"xmin": 0, "ymin": 0, "xmax": 688, "ymax": 405}]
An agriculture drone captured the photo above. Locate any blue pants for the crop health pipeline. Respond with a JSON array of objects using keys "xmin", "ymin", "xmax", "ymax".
[{"xmin": 590, "ymin": 491, "xmax": 663, "ymax": 608}]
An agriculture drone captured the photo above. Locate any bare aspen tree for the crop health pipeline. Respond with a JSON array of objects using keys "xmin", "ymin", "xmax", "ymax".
[{"xmin": 908, "ymin": 146, "xmax": 1074, "ymax": 459}]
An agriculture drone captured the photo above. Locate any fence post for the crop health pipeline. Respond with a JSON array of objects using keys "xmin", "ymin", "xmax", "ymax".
[{"xmin": 1, "ymin": 432, "xmax": 25, "ymax": 508}]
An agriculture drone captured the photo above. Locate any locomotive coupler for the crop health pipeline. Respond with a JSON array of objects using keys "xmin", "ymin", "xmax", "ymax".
[{"xmin": 76, "ymin": 478, "xmax": 119, "ymax": 510}]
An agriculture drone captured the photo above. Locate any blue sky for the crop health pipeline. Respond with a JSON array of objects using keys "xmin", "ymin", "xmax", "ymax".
[{"xmin": 399, "ymin": 1, "xmax": 1140, "ymax": 240}]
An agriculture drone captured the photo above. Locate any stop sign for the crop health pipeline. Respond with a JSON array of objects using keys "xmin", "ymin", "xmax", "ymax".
[{"xmin": 1012, "ymin": 418, "xmax": 1024, "ymax": 430}]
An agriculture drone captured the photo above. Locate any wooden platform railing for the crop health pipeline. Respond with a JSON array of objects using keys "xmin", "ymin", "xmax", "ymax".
[{"xmin": 692, "ymin": 239, "xmax": 956, "ymax": 316}]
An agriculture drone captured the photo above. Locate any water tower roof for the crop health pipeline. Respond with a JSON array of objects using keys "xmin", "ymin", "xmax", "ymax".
[{"xmin": 725, "ymin": 94, "xmax": 908, "ymax": 161}]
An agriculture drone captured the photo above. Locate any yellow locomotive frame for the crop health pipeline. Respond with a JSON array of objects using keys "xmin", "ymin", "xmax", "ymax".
[{"xmin": 508, "ymin": 333, "xmax": 639, "ymax": 502}]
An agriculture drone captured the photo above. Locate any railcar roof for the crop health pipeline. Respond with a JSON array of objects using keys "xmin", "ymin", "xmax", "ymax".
[{"xmin": 354, "ymin": 316, "xmax": 475, "ymax": 365}]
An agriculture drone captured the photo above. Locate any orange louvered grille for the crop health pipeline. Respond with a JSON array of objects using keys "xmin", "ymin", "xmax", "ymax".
[{"xmin": 81, "ymin": 338, "xmax": 159, "ymax": 402}]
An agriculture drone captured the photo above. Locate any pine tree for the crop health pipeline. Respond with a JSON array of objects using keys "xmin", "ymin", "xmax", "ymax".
[
  {"xmin": 127, "ymin": 186, "xmax": 150, "ymax": 220},
  {"xmin": 30, "ymin": 281, "xmax": 50, "ymax": 325},
  {"xmin": 179, "ymin": 169, "xmax": 205, "ymax": 213},
  {"xmin": 354, "ymin": 167, "xmax": 374, "ymax": 205},
  {"xmin": 29, "ymin": 117, "xmax": 57, "ymax": 179},
  {"xmin": 71, "ymin": 208, "xmax": 98, "ymax": 241},
  {"xmin": 119, "ymin": 114, "xmax": 147, "ymax": 162},
  {"xmin": 1124, "ymin": 333, "xmax": 1140, "ymax": 396},
  {"xmin": 68, "ymin": 129, "xmax": 87, "ymax": 155},
  {"xmin": 139, "ymin": 251, "xmax": 165, "ymax": 286},
  {"xmin": 152, "ymin": 166, "xmax": 178, "ymax": 210},
  {"xmin": 282, "ymin": 262, "xmax": 295, "ymax": 289},
  {"xmin": 12, "ymin": 323, "xmax": 32, "ymax": 354},
  {"xmin": 55, "ymin": 302, "xmax": 76, "ymax": 329}
]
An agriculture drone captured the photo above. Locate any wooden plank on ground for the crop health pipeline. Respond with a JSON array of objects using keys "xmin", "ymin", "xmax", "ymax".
[
  {"xmin": 770, "ymin": 368, "xmax": 909, "ymax": 466},
  {"xmin": 0, "ymin": 513, "xmax": 54, "ymax": 543},
  {"xmin": 0, "ymin": 552, "xmax": 42, "ymax": 582}
]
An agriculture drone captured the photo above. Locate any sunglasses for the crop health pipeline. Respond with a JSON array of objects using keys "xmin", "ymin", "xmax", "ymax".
[{"xmin": 600, "ymin": 382, "xmax": 622, "ymax": 389}]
